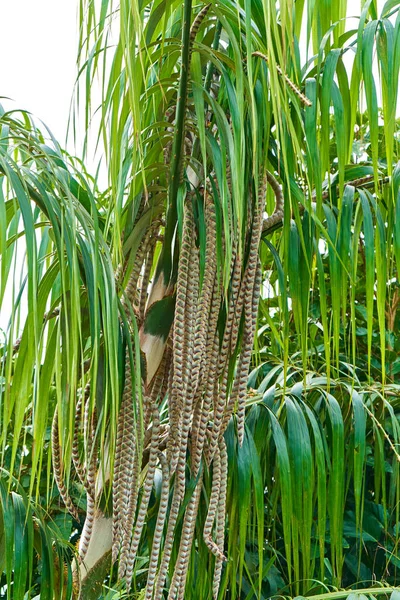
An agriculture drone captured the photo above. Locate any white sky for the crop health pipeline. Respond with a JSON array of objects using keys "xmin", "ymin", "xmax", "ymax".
[{"xmin": 0, "ymin": 0, "xmax": 78, "ymax": 147}]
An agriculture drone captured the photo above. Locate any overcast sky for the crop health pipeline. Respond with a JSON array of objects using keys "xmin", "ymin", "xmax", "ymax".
[{"xmin": 1, "ymin": 0, "xmax": 78, "ymax": 145}]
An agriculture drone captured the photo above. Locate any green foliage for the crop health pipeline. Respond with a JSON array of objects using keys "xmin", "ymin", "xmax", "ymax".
[{"xmin": 1, "ymin": 0, "xmax": 400, "ymax": 599}]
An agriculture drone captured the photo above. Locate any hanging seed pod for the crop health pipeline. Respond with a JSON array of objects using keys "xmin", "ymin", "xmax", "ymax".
[
  {"xmin": 79, "ymin": 398, "xmax": 98, "ymax": 561},
  {"xmin": 125, "ymin": 404, "xmax": 161, "ymax": 589},
  {"xmin": 139, "ymin": 235, "xmax": 157, "ymax": 324},
  {"xmin": 113, "ymin": 348, "xmax": 137, "ymax": 565},
  {"xmin": 168, "ymin": 202, "xmax": 194, "ymax": 471},
  {"xmin": 191, "ymin": 196, "xmax": 217, "ymax": 397},
  {"xmin": 191, "ymin": 280, "xmax": 220, "ymax": 476},
  {"xmin": 203, "ymin": 446, "xmax": 225, "ymax": 559},
  {"xmin": 72, "ymin": 384, "xmax": 90, "ymax": 489},
  {"xmin": 189, "ymin": 4, "xmax": 211, "ymax": 55},
  {"xmin": 118, "ymin": 383, "xmax": 142, "ymax": 578},
  {"xmin": 153, "ymin": 205, "xmax": 197, "ymax": 599},
  {"xmin": 167, "ymin": 470, "xmax": 204, "ymax": 600},
  {"xmin": 223, "ymin": 173, "xmax": 265, "ymax": 441},
  {"xmin": 78, "ymin": 490, "xmax": 95, "ymax": 561},
  {"xmin": 51, "ymin": 407, "xmax": 79, "ymax": 521},
  {"xmin": 262, "ymin": 170, "xmax": 284, "ymax": 232},
  {"xmin": 252, "ymin": 51, "xmax": 312, "ymax": 107},
  {"xmin": 144, "ymin": 451, "xmax": 170, "ymax": 600},
  {"xmin": 153, "ymin": 478, "xmax": 182, "ymax": 600},
  {"xmin": 206, "ymin": 253, "xmax": 242, "ymax": 462},
  {"xmin": 212, "ymin": 439, "xmax": 228, "ymax": 599},
  {"xmin": 124, "ymin": 221, "xmax": 160, "ymax": 311}
]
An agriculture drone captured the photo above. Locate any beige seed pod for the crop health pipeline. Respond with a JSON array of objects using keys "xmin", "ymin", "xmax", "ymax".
[
  {"xmin": 71, "ymin": 386, "xmax": 89, "ymax": 489},
  {"xmin": 262, "ymin": 170, "xmax": 285, "ymax": 232},
  {"xmin": 144, "ymin": 451, "xmax": 170, "ymax": 600},
  {"xmin": 213, "ymin": 439, "xmax": 228, "ymax": 598},
  {"xmin": 113, "ymin": 348, "xmax": 137, "ymax": 565},
  {"xmin": 203, "ymin": 447, "xmax": 226, "ymax": 559},
  {"xmin": 189, "ymin": 4, "xmax": 211, "ymax": 51},
  {"xmin": 252, "ymin": 51, "xmax": 312, "ymax": 107},
  {"xmin": 191, "ymin": 196, "xmax": 217, "ymax": 397},
  {"xmin": 118, "ymin": 384, "xmax": 141, "ymax": 577},
  {"xmin": 78, "ymin": 490, "xmax": 95, "ymax": 561},
  {"xmin": 124, "ymin": 404, "xmax": 161, "ymax": 589},
  {"xmin": 191, "ymin": 287, "xmax": 220, "ymax": 476},
  {"xmin": 153, "ymin": 478, "xmax": 183, "ymax": 600},
  {"xmin": 79, "ymin": 398, "xmax": 98, "ymax": 561},
  {"xmin": 139, "ymin": 237, "xmax": 157, "ymax": 324},
  {"xmin": 51, "ymin": 407, "xmax": 79, "ymax": 521},
  {"xmin": 168, "ymin": 202, "xmax": 194, "ymax": 470},
  {"xmin": 167, "ymin": 471, "xmax": 204, "ymax": 600}
]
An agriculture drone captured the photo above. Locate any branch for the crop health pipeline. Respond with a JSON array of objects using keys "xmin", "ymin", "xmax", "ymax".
[{"xmin": 262, "ymin": 174, "xmax": 390, "ymax": 236}]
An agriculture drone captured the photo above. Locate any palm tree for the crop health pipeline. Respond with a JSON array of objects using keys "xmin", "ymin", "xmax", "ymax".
[{"xmin": 0, "ymin": 1, "xmax": 399, "ymax": 599}]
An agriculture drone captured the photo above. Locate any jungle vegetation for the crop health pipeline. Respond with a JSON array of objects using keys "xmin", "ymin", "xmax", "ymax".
[{"xmin": 0, "ymin": 0, "xmax": 400, "ymax": 599}]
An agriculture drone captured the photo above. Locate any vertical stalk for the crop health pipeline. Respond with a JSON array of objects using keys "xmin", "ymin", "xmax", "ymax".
[{"xmin": 160, "ymin": 0, "xmax": 193, "ymax": 283}]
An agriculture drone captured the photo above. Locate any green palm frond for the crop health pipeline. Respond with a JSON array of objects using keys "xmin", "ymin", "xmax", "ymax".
[{"xmin": 1, "ymin": 0, "xmax": 400, "ymax": 599}]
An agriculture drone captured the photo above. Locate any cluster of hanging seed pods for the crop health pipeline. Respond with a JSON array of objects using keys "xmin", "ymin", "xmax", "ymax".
[
  {"xmin": 109, "ymin": 170, "xmax": 267, "ymax": 599},
  {"xmin": 51, "ymin": 169, "xmax": 271, "ymax": 599},
  {"xmin": 49, "ymin": 5, "xmax": 291, "ymax": 598}
]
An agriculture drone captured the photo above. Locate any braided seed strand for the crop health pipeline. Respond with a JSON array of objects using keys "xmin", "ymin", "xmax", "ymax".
[
  {"xmin": 206, "ymin": 254, "xmax": 242, "ymax": 462},
  {"xmin": 152, "ymin": 235, "xmax": 199, "ymax": 595},
  {"xmin": 167, "ymin": 470, "xmax": 204, "ymax": 600},
  {"xmin": 139, "ymin": 236, "xmax": 157, "ymax": 324},
  {"xmin": 223, "ymin": 175, "xmax": 264, "ymax": 441},
  {"xmin": 153, "ymin": 475, "xmax": 182, "ymax": 599},
  {"xmin": 262, "ymin": 170, "xmax": 284, "ymax": 232},
  {"xmin": 113, "ymin": 348, "xmax": 137, "ymax": 565},
  {"xmin": 191, "ymin": 197, "xmax": 217, "ymax": 397},
  {"xmin": 153, "ymin": 205, "xmax": 196, "ymax": 599},
  {"xmin": 212, "ymin": 438, "xmax": 228, "ymax": 599},
  {"xmin": 125, "ymin": 404, "xmax": 161, "ymax": 590},
  {"xmin": 72, "ymin": 389, "xmax": 86, "ymax": 489},
  {"xmin": 167, "ymin": 202, "xmax": 194, "ymax": 471},
  {"xmin": 252, "ymin": 51, "xmax": 312, "ymax": 107},
  {"xmin": 118, "ymin": 378, "xmax": 142, "ymax": 577},
  {"xmin": 51, "ymin": 407, "xmax": 79, "ymax": 521},
  {"xmin": 78, "ymin": 398, "xmax": 98, "ymax": 561},
  {"xmin": 124, "ymin": 221, "xmax": 160, "ymax": 312},
  {"xmin": 144, "ymin": 451, "xmax": 170, "ymax": 600},
  {"xmin": 191, "ymin": 283, "xmax": 220, "ymax": 477},
  {"xmin": 203, "ymin": 447, "xmax": 225, "ymax": 559}
]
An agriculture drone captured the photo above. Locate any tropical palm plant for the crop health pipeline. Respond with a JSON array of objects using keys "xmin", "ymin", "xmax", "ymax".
[{"xmin": 1, "ymin": 0, "xmax": 400, "ymax": 599}]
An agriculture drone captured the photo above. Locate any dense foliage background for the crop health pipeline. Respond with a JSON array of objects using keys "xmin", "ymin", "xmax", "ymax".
[{"xmin": 1, "ymin": 0, "xmax": 400, "ymax": 599}]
